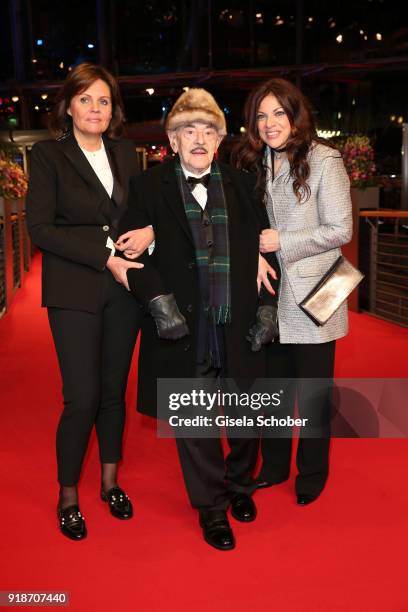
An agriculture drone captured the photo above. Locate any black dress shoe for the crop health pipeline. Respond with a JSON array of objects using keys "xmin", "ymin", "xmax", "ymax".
[
  {"xmin": 297, "ymin": 493, "xmax": 319, "ymax": 506},
  {"xmin": 255, "ymin": 474, "xmax": 289, "ymax": 489},
  {"xmin": 199, "ymin": 509, "xmax": 235, "ymax": 551},
  {"xmin": 230, "ymin": 493, "xmax": 257, "ymax": 522},
  {"xmin": 255, "ymin": 479, "xmax": 273, "ymax": 489},
  {"xmin": 57, "ymin": 504, "xmax": 87, "ymax": 541},
  {"xmin": 101, "ymin": 486, "xmax": 133, "ymax": 520}
]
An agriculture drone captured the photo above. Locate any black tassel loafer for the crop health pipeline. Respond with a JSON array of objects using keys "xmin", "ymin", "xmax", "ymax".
[
  {"xmin": 101, "ymin": 486, "xmax": 133, "ymax": 520},
  {"xmin": 57, "ymin": 504, "xmax": 87, "ymax": 541}
]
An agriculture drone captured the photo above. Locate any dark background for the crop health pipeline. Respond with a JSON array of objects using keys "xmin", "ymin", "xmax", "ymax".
[{"xmin": 1, "ymin": 0, "xmax": 407, "ymax": 173}]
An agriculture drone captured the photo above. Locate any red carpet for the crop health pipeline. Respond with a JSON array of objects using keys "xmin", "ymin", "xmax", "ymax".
[{"xmin": 1, "ymin": 255, "xmax": 408, "ymax": 612}]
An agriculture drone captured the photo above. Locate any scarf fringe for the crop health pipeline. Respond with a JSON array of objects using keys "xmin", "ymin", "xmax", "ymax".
[{"xmin": 212, "ymin": 305, "xmax": 231, "ymax": 325}]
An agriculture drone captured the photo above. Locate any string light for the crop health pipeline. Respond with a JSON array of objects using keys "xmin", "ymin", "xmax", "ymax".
[
  {"xmin": 376, "ymin": 33, "xmax": 382, "ymax": 41},
  {"xmin": 336, "ymin": 34, "xmax": 343, "ymax": 43},
  {"xmin": 240, "ymin": 127, "xmax": 246, "ymax": 133},
  {"xmin": 59, "ymin": 61, "xmax": 64, "ymax": 69},
  {"xmin": 183, "ymin": 86, "xmax": 189, "ymax": 92},
  {"xmin": 146, "ymin": 88, "xmax": 155, "ymax": 96},
  {"xmin": 41, "ymin": 94, "xmax": 48, "ymax": 100},
  {"xmin": 11, "ymin": 96, "xmax": 19, "ymax": 102},
  {"xmin": 317, "ymin": 130, "xmax": 341, "ymax": 138}
]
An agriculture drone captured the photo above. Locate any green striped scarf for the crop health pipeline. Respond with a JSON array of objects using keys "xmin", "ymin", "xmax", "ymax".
[{"xmin": 176, "ymin": 159, "xmax": 231, "ymax": 324}]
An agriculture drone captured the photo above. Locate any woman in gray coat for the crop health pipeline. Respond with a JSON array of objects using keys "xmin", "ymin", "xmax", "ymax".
[{"xmin": 233, "ymin": 78, "xmax": 352, "ymax": 504}]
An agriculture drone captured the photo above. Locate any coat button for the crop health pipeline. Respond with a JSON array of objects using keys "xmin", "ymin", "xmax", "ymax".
[
  {"xmin": 203, "ymin": 219, "xmax": 210, "ymax": 227},
  {"xmin": 102, "ymin": 225, "xmax": 109, "ymax": 232},
  {"xmin": 186, "ymin": 304, "xmax": 193, "ymax": 313},
  {"xmin": 184, "ymin": 344, "xmax": 191, "ymax": 351},
  {"xmin": 207, "ymin": 239, "xmax": 213, "ymax": 247},
  {"xmin": 188, "ymin": 261, "xmax": 195, "ymax": 269}
]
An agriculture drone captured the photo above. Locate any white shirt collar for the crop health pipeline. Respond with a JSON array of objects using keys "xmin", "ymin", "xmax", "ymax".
[
  {"xmin": 180, "ymin": 162, "xmax": 211, "ymax": 180},
  {"xmin": 79, "ymin": 139, "xmax": 105, "ymax": 156}
]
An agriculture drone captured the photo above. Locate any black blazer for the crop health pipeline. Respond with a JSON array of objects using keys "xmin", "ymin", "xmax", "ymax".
[
  {"xmin": 118, "ymin": 158, "xmax": 278, "ymax": 417},
  {"xmin": 26, "ymin": 133, "xmax": 140, "ymax": 312}
]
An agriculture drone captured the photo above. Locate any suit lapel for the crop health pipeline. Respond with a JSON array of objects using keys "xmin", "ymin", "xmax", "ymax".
[
  {"xmin": 58, "ymin": 134, "xmax": 110, "ymax": 203},
  {"xmin": 103, "ymin": 136, "xmax": 125, "ymax": 207},
  {"xmin": 162, "ymin": 159, "xmax": 193, "ymax": 244},
  {"xmin": 219, "ymin": 167, "xmax": 236, "ymax": 239},
  {"xmin": 275, "ymin": 155, "xmax": 290, "ymax": 181}
]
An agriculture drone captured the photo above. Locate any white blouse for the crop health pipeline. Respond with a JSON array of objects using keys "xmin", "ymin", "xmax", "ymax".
[{"xmin": 80, "ymin": 140, "xmax": 114, "ymax": 197}]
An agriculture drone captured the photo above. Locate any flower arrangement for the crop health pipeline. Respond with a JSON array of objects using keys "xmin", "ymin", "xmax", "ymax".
[
  {"xmin": 0, "ymin": 154, "xmax": 28, "ymax": 199},
  {"xmin": 341, "ymin": 135, "xmax": 377, "ymax": 188}
]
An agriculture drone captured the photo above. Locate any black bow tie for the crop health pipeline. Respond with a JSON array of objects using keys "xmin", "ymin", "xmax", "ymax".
[{"xmin": 187, "ymin": 174, "xmax": 211, "ymax": 189}]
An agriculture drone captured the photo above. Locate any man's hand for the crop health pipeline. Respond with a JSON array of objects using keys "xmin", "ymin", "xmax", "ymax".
[
  {"xmin": 106, "ymin": 256, "xmax": 144, "ymax": 291},
  {"xmin": 247, "ymin": 305, "xmax": 279, "ymax": 352},
  {"xmin": 260, "ymin": 228, "xmax": 280, "ymax": 253},
  {"xmin": 148, "ymin": 294, "xmax": 189, "ymax": 340},
  {"xmin": 115, "ymin": 226, "xmax": 155, "ymax": 259},
  {"xmin": 257, "ymin": 254, "xmax": 277, "ymax": 295}
]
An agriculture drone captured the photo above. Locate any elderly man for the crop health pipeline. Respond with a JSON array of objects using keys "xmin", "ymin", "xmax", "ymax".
[{"xmin": 117, "ymin": 89, "xmax": 279, "ymax": 550}]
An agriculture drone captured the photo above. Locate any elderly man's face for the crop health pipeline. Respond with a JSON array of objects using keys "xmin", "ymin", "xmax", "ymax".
[{"xmin": 168, "ymin": 122, "xmax": 222, "ymax": 174}]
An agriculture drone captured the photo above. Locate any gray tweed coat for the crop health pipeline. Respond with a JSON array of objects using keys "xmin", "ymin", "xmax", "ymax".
[{"xmin": 265, "ymin": 142, "xmax": 353, "ymax": 344}]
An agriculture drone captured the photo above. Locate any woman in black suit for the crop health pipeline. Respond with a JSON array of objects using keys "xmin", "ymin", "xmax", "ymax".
[{"xmin": 27, "ymin": 63, "xmax": 154, "ymax": 540}]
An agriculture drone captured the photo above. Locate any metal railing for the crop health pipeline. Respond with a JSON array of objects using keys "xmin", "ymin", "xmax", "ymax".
[
  {"xmin": 359, "ymin": 210, "xmax": 408, "ymax": 327},
  {"xmin": 0, "ymin": 198, "xmax": 31, "ymax": 318}
]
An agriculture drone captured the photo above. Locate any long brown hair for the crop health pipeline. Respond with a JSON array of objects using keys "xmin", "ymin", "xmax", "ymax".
[
  {"xmin": 49, "ymin": 63, "xmax": 125, "ymax": 139},
  {"xmin": 231, "ymin": 78, "xmax": 336, "ymax": 202}
]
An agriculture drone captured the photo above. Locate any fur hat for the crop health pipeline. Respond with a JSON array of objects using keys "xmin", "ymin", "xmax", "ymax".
[{"xmin": 166, "ymin": 88, "xmax": 227, "ymax": 135}]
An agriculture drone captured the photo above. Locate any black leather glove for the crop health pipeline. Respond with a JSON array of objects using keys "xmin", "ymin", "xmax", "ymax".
[
  {"xmin": 246, "ymin": 305, "xmax": 278, "ymax": 352},
  {"xmin": 148, "ymin": 294, "xmax": 189, "ymax": 340}
]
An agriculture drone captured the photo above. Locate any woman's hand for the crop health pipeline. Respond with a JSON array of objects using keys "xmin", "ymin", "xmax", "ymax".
[
  {"xmin": 106, "ymin": 257, "xmax": 144, "ymax": 291},
  {"xmin": 257, "ymin": 254, "xmax": 277, "ymax": 295},
  {"xmin": 260, "ymin": 228, "xmax": 280, "ymax": 253},
  {"xmin": 115, "ymin": 226, "xmax": 155, "ymax": 259}
]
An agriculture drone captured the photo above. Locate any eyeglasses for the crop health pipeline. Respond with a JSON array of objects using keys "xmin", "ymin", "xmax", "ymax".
[{"xmin": 179, "ymin": 126, "xmax": 219, "ymax": 141}]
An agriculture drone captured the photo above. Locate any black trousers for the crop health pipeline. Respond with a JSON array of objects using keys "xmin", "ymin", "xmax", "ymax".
[
  {"xmin": 260, "ymin": 341, "xmax": 336, "ymax": 497},
  {"xmin": 48, "ymin": 271, "xmax": 142, "ymax": 486},
  {"xmin": 175, "ymin": 364, "xmax": 258, "ymax": 511}
]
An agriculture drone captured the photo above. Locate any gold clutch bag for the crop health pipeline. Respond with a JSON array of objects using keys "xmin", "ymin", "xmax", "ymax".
[{"xmin": 299, "ymin": 256, "xmax": 364, "ymax": 326}]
